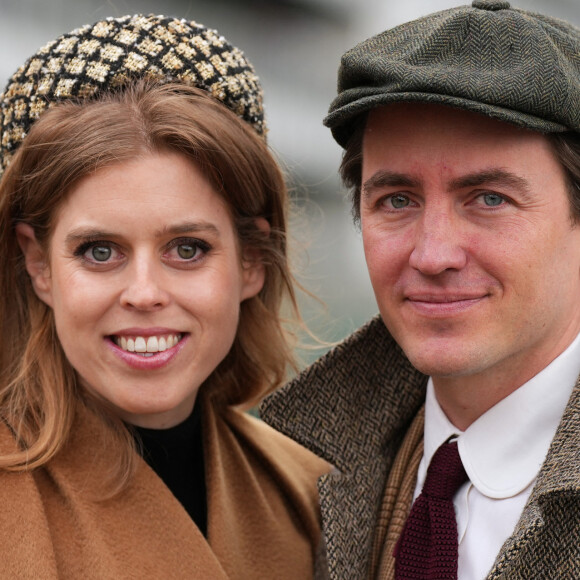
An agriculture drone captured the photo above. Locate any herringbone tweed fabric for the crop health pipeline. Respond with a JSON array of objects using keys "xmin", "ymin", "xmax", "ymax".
[
  {"xmin": 0, "ymin": 14, "xmax": 264, "ymax": 175},
  {"xmin": 324, "ymin": 1, "xmax": 580, "ymax": 147},
  {"xmin": 262, "ymin": 317, "xmax": 427, "ymax": 579},
  {"xmin": 261, "ymin": 315, "xmax": 580, "ymax": 579}
]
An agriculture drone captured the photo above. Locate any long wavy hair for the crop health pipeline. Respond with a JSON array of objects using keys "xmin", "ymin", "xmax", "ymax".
[{"xmin": 0, "ymin": 81, "xmax": 299, "ymax": 493}]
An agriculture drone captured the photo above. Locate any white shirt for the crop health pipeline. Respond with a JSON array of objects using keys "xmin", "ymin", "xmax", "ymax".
[{"xmin": 415, "ymin": 332, "xmax": 580, "ymax": 580}]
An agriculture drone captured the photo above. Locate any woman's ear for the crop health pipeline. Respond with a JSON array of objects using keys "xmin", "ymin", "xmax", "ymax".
[
  {"xmin": 15, "ymin": 223, "xmax": 53, "ymax": 307},
  {"xmin": 240, "ymin": 218, "xmax": 270, "ymax": 301}
]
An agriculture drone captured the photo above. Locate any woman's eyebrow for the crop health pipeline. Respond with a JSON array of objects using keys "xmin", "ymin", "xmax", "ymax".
[
  {"xmin": 64, "ymin": 228, "xmax": 115, "ymax": 245},
  {"xmin": 156, "ymin": 221, "xmax": 221, "ymax": 238},
  {"xmin": 64, "ymin": 222, "xmax": 221, "ymax": 246}
]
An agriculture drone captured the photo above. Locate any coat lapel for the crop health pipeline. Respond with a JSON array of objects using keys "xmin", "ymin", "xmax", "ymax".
[
  {"xmin": 488, "ymin": 376, "xmax": 580, "ymax": 579},
  {"xmin": 261, "ymin": 317, "xmax": 427, "ymax": 579},
  {"xmin": 46, "ymin": 404, "xmax": 230, "ymax": 579},
  {"xmin": 317, "ymin": 460, "xmax": 386, "ymax": 578}
]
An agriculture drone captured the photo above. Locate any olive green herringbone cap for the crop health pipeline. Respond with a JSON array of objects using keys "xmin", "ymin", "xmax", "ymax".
[{"xmin": 325, "ymin": 0, "xmax": 580, "ymax": 148}]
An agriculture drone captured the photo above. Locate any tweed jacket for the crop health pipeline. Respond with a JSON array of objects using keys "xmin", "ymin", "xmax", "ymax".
[{"xmin": 261, "ymin": 315, "xmax": 580, "ymax": 580}]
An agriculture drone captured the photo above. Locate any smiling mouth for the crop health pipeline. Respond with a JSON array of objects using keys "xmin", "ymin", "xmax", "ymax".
[
  {"xmin": 112, "ymin": 334, "xmax": 183, "ymax": 357},
  {"xmin": 407, "ymin": 293, "xmax": 487, "ymax": 303},
  {"xmin": 405, "ymin": 295, "xmax": 487, "ymax": 317}
]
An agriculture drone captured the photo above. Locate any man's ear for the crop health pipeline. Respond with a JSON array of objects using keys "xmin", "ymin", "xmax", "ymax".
[
  {"xmin": 240, "ymin": 218, "xmax": 270, "ymax": 301},
  {"xmin": 15, "ymin": 223, "xmax": 53, "ymax": 307}
]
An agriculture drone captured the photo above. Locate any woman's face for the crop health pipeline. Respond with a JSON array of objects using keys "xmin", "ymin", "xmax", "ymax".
[{"xmin": 19, "ymin": 152, "xmax": 265, "ymax": 428}]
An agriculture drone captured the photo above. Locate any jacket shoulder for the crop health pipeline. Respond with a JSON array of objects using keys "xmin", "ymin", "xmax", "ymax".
[{"xmin": 225, "ymin": 407, "xmax": 330, "ymax": 488}]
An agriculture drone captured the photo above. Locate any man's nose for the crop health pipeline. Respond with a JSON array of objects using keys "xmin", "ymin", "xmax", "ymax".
[
  {"xmin": 119, "ymin": 259, "xmax": 170, "ymax": 311},
  {"xmin": 408, "ymin": 209, "xmax": 468, "ymax": 275}
]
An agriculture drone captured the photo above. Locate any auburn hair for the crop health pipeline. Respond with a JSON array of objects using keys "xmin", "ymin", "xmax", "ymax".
[{"xmin": 0, "ymin": 81, "xmax": 298, "ymax": 493}]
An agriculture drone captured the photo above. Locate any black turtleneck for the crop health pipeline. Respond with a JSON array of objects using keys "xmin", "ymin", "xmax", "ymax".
[{"xmin": 133, "ymin": 402, "xmax": 207, "ymax": 536}]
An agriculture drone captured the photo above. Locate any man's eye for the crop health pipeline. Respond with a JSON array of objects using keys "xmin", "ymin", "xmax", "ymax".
[
  {"xmin": 387, "ymin": 194, "xmax": 411, "ymax": 209},
  {"xmin": 482, "ymin": 193, "xmax": 505, "ymax": 207}
]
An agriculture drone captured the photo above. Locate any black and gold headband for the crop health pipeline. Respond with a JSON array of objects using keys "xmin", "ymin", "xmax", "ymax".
[{"xmin": 0, "ymin": 14, "xmax": 265, "ymax": 175}]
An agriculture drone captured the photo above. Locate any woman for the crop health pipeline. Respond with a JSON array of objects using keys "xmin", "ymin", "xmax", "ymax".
[{"xmin": 0, "ymin": 14, "xmax": 328, "ymax": 579}]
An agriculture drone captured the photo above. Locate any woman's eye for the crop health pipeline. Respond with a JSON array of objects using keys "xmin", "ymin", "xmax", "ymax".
[
  {"xmin": 74, "ymin": 241, "xmax": 118, "ymax": 264},
  {"xmin": 90, "ymin": 245, "xmax": 112, "ymax": 262},
  {"xmin": 168, "ymin": 238, "xmax": 210, "ymax": 262},
  {"xmin": 177, "ymin": 243, "xmax": 201, "ymax": 260},
  {"xmin": 481, "ymin": 193, "xmax": 505, "ymax": 207}
]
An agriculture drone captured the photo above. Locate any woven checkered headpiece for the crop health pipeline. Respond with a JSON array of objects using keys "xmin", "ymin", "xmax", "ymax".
[{"xmin": 0, "ymin": 14, "xmax": 265, "ymax": 174}]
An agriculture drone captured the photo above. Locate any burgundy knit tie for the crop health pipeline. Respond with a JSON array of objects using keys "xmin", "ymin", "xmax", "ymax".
[{"xmin": 394, "ymin": 440, "xmax": 468, "ymax": 580}]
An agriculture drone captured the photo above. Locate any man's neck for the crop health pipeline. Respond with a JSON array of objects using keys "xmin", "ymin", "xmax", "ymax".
[{"xmin": 433, "ymin": 333, "xmax": 580, "ymax": 430}]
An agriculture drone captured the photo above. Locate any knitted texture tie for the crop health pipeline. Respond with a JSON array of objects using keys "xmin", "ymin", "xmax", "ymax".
[{"xmin": 394, "ymin": 440, "xmax": 468, "ymax": 580}]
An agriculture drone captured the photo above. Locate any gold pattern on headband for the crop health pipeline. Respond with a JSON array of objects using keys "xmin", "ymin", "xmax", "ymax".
[
  {"xmin": 138, "ymin": 38, "xmax": 164, "ymax": 57},
  {"xmin": 55, "ymin": 37, "xmax": 78, "ymax": 54},
  {"xmin": 116, "ymin": 29, "xmax": 139, "ymax": 46},
  {"xmin": 65, "ymin": 57, "xmax": 86, "ymax": 76},
  {"xmin": 55, "ymin": 78, "xmax": 77, "ymax": 98},
  {"xmin": 101, "ymin": 44, "xmax": 125, "ymax": 62},
  {"xmin": 78, "ymin": 39, "xmax": 101, "ymax": 56}
]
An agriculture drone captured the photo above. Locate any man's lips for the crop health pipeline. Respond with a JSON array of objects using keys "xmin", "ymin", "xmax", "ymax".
[
  {"xmin": 406, "ymin": 293, "xmax": 489, "ymax": 302},
  {"xmin": 405, "ymin": 293, "xmax": 489, "ymax": 315}
]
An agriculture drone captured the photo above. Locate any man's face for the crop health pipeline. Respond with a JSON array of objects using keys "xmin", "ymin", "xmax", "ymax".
[{"xmin": 361, "ymin": 103, "xmax": 580, "ymax": 393}]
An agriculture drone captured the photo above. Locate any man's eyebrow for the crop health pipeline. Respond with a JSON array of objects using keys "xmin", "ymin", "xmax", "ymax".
[
  {"xmin": 362, "ymin": 168, "xmax": 533, "ymax": 200},
  {"xmin": 362, "ymin": 171, "xmax": 421, "ymax": 200},
  {"xmin": 448, "ymin": 169, "xmax": 532, "ymax": 193}
]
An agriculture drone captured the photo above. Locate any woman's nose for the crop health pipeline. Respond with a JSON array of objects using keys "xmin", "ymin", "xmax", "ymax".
[{"xmin": 119, "ymin": 259, "xmax": 171, "ymax": 311}]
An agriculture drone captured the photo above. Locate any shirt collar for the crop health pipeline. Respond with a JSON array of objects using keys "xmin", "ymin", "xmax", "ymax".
[{"xmin": 422, "ymin": 332, "xmax": 580, "ymax": 499}]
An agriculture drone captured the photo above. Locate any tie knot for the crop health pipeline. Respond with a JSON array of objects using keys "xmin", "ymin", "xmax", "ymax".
[{"xmin": 422, "ymin": 441, "xmax": 468, "ymax": 500}]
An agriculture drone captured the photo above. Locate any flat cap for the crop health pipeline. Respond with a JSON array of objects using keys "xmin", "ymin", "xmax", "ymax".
[{"xmin": 325, "ymin": 0, "xmax": 580, "ymax": 148}]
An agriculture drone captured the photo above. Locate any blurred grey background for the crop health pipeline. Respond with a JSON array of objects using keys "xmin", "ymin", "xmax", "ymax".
[{"xmin": 1, "ymin": 0, "xmax": 578, "ymax": 360}]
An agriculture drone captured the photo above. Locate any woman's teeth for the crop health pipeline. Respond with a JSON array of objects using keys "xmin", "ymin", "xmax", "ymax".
[{"xmin": 114, "ymin": 334, "xmax": 182, "ymax": 356}]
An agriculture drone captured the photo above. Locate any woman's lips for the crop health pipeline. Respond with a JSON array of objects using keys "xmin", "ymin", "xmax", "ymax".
[
  {"xmin": 112, "ymin": 333, "xmax": 183, "ymax": 356},
  {"xmin": 105, "ymin": 332, "xmax": 188, "ymax": 369}
]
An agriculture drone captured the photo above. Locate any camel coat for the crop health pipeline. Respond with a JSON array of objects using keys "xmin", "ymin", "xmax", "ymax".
[{"xmin": 0, "ymin": 398, "xmax": 329, "ymax": 579}]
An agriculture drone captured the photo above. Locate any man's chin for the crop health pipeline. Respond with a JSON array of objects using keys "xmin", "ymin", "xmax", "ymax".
[{"xmin": 403, "ymin": 345, "xmax": 484, "ymax": 380}]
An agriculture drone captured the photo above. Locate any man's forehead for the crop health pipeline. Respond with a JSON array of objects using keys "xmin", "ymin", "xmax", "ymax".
[
  {"xmin": 362, "ymin": 102, "xmax": 555, "ymax": 160},
  {"xmin": 360, "ymin": 102, "xmax": 565, "ymax": 192},
  {"xmin": 364, "ymin": 102, "xmax": 528, "ymax": 136}
]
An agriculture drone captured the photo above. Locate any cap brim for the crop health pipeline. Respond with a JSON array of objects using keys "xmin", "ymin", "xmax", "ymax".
[{"xmin": 324, "ymin": 91, "xmax": 569, "ymax": 148}]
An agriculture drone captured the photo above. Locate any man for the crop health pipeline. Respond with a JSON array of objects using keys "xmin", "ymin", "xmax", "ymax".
[{"xmin": 261, "ymin": 1, "xmax": 580, "ymax": 579}]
